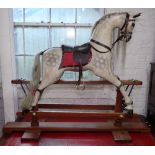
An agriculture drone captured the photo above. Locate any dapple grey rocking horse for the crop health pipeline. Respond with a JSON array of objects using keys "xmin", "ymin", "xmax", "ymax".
[{"xmin": 21, "ymin": 12, "xmax": 141, "ymax": 116}]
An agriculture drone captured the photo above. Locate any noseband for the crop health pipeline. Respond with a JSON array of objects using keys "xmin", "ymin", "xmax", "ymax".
[{"xmin": 90, "ymin": 13, "xmax": 134, "ymax": 53}]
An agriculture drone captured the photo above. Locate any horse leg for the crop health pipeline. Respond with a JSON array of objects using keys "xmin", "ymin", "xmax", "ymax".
[
  {"xmin": 32, "ymin": 69, "xmax": 64, "ymax": 109},
  {"xmin": 91, "ymin": 68, "xmax": 133, "ymax": 116}
]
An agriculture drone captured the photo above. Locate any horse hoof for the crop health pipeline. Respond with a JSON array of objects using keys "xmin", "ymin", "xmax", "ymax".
[{"xmin": 124, "ymin": 109, "xmax": 133, "ymax": 117}]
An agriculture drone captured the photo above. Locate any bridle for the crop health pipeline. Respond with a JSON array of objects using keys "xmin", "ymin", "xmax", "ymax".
[{"xmin": 90, "ymin": 13, "xmax": 135, "ymax": 53}]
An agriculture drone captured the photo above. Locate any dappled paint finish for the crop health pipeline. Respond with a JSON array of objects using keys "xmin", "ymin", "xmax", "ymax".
[
  {"xmin": 21, "ymin": 12, "xmax": 141, "ymax": 115},
  {"xmin": 92, "ymin": 55, "xmax": 106, "ymax": 69},
  {"xmin": 44, "ymin": 52, "xmax": 60, "ymax": 67}
]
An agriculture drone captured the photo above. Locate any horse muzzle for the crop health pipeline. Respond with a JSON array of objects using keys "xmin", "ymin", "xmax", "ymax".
[{"xmin": 124, "ymin": 32, "xmax": 132, "ymax": 42}]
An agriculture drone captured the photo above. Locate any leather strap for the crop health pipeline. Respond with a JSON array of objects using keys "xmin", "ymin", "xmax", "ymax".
[
  {"xmin": 36, "ymin": 88, "xmax": 44, "ymax": 95},
  {"xmin": 91, "ymin": 44, "xmax": 109, "ymax": 53},
  {"xmin": 90, "ymin": 39, "xmax": 111, "ymax": 51},
  {"xmin": 120, "ymin": 13, "xmax": 129, "ymax": 31},
  {"xmin": 77, "ymin": 65, "xmax": 83, "ymax": 86}
]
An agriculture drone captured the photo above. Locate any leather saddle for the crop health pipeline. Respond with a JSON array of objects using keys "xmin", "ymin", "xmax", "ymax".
[
  {"xmin": 61, "ymin": 43, "xmax": 92, "ymax": 86},
  {"xmin": 62, "ymin": 43, "xmax": 91, "ymax": 66}
]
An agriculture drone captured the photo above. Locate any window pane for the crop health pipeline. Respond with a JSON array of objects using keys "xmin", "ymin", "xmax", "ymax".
[
  {"xmin": 25, "ymin": 56, "xmax": 35, "ymax": 80},
  {"xmin": 51, "ymin": 27, "xmax": 75, "ymax": 47},
  {"xmin": 61, "ymin": 71, "xmax": 76, "ymax": 81},
  {"xmin": 25, "ymin": 27, "xmax": 49, "ymax": 55},
  {"xmin": 51, "ymin": 8, "xmax": 75, "ymax": 23},
  {"xmin": 77, "ymin": 8, "xmax": 102, "ymax": 23},
  {"xmin": 25, "ymin": 8, "xmax": 50, "ymax": 22},
  {"xmin": 14, "ymin": 28, "xmax": 24, "ymax": 54},
  {"xmin": 16, "ymin": 56, "xmax": 25, "ymax": 78},
  {"xmin": 76, "ymin": 28, "xmax": 91, "ymax": 45},
  {"xmin": 82, "ymin": 71, "xmax": 100, "ymax": 80},
  {"xmin": 13, "ymin": 8, "xmax": 23, "ymax": 22}
]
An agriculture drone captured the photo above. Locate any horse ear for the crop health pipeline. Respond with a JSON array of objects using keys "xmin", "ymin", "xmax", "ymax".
[{"xmin": 133, "ymin": 13, "xmax": 141, "ymax": 18}]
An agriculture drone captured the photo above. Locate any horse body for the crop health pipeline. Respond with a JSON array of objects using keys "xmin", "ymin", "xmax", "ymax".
[{"xmin": 22, "ymin": 12, "xmax": 141, "ymax": 115}]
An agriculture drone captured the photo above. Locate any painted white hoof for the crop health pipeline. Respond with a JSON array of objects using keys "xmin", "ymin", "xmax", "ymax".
[{"xmin": 124, "ymin": 102, "xmax": 133, "ymax": 117}]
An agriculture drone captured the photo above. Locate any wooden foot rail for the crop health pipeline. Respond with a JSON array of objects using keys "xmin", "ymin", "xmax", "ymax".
[
  {"xmin": 3, "ymin": 120, "xmax": 150, "ymax": 134},
  {"xmin": 11, "ymin": 79, "xmax": 142, "ymax": 85}
]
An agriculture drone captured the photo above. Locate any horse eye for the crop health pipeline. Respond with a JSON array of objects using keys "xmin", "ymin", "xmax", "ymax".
[{"xmin": 132, "ymin": 23, "xmax": 135, "ymax": 27}]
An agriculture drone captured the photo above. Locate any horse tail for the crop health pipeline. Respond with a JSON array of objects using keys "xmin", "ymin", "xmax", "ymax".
[
  {"xmin": 21, "ymin": 49, "xmax": 47, "ymax": 110},
  {"xmin": 31, "ymin": 51, "xmax": 44, "ymax": 88}
]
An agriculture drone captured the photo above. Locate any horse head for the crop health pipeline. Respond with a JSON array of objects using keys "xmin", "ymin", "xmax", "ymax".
[{"xmin": 121, "ymin": 13, "xmax": 141, "ymax": 42}]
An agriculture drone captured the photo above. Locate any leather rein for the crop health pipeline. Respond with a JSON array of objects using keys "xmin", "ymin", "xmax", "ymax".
[{"xmin": 90, "ymin": 13, "xmax": 134, "ymax": 54}]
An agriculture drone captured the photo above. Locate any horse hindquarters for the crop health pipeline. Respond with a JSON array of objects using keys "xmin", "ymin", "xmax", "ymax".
[{"xmin": 32, "ymin": 48, "xmax": 64, "ymax": 107}]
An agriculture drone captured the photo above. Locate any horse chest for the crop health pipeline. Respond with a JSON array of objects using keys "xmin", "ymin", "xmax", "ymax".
[{"xmin": 92, "ymin": 55, "xmax": 107, "ymax": 69}]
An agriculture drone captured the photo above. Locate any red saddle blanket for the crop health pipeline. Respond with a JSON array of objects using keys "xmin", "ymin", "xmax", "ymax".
[
  {"xmin": 59, "ymin": 51, "xmax": 79, "ymax": 68},
  {"xmin": 59, "ymin": 44, "xmax": 92, "ymax": 69}
]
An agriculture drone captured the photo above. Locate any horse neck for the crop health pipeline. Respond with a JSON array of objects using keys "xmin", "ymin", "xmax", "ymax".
[{"xmin": 91, "ymin": 14, "xmax": 125, "ymax": 50}]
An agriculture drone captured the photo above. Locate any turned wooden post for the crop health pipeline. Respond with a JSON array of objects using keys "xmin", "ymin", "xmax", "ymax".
[
  {"xmin": 114, "ymin": 114, "xmax": 124, "ymax": 127},
  {"xmin": 31, "ymin": 112, "xmax": 39, "ymax": 126},
  {"xmin": 114, "ymin": 89, "xmax": 124, "ymax": 126},
  {"xmin": 115, "ymin": 89, "xmax": 123, "ymax": 113}
]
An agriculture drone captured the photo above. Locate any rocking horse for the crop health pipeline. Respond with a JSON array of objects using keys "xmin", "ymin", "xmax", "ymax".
[
  {"xmin": 21, "ymin": 12, "xmax": 141, "ymax": 116},
  {"xmin": 4, "ymin": 12, "xmax": 150, "ymax": 142}
]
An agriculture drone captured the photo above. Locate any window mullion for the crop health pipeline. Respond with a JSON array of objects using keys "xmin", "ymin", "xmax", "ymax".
[
  {"xmin": 23, "ymin": 8, "xmax": 26, "ymax": 79},
  {"xmin": 14, "ymin": 22, "xmax": 93, "ymax": 27},
  {"xmin": 49, "ymin": 8, "xmax": 51, "ymax": 48}
]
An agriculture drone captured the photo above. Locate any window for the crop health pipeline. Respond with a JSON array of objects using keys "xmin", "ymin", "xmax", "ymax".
[{"xmin": 13, "ymin": 8, "xmax": 103, "ymax": 80}]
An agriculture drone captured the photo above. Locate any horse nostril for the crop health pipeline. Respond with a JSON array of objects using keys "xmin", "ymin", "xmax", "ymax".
[{"xmin": 132, "ymin": 23, "xmax": 135, "ymax": 27}]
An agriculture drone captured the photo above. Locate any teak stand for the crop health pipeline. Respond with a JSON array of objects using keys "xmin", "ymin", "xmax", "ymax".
[{"xmin": 3, "ymin": 79, "xmax": 150, "ymax": 142}]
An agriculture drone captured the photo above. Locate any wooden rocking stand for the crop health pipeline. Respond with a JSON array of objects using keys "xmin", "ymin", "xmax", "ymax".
[{"xmin": 3, "ymin": 79, "xmax": 150, "ymax": 142}]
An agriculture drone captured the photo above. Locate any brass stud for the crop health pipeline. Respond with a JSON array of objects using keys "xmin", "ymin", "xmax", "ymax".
[
  {"xmin": 119, "ymin": 114, "xmax": 124, "ymax": 119},
  {"xmin": 32, "ymin": 112, "xmax": 36, "ymax": 116}
]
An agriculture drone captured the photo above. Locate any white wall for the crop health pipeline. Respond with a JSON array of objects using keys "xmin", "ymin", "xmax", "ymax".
[
  {"xmin": 0, "ymin": 89, "xmax": 4, "ymax": 137},
  {"xmin": 0, "ymin": 8, "xmax": 18, "ymax": 137},
  {"xmin": 0, "ymin": 56, "xmax": 4, "ymax": 137}
]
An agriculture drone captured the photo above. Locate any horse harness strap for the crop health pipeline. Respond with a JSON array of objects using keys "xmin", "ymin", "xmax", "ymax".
[
  {"xmin": 90, "ymin": 39, "xmax": 111, "ymax": 53},
  {"xmin": 90, "ymin": 35, "xmax": 122, "ymax": 54}
]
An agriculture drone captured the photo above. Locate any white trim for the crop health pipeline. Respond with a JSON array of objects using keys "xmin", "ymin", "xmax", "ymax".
[
  {"xmin": 14, "ymin": 22, "xmax": 93, "ymax": 27},
  {"xmin": 0, "ymin": 9, "xmax": 18, "ymax": 122}
]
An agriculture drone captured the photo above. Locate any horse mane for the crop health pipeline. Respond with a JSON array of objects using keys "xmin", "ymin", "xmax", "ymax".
[{"xmin": 91, "ymin": 12, "xmax": 128, "ymax": 34}]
